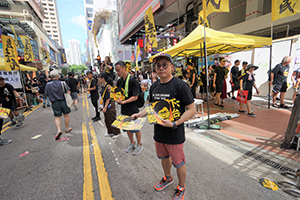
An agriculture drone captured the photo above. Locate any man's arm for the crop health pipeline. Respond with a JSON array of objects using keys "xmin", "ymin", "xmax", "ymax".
[
  {"xmin": 291, "ymin": 71, "xmax": 297, "ymax": 86},
  {"xmin": 116, "ymin": 95, "xmax": 138, "ymax": 104},
  {"xmin": 13, "ymin": 90, "xmax": 21, "ymax": 99}
]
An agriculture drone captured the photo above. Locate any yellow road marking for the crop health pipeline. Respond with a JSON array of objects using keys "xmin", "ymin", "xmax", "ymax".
[
  {"xmin": 90, "ymin": 123, "xmax": 115, "ymax": 200},
  {"xmin": 82, "ymin": 95, "xmax": 95, "ymax": 200},
  {"xmin": 1, "ymin": 104, "xmax": 42, "ymax": 133}
]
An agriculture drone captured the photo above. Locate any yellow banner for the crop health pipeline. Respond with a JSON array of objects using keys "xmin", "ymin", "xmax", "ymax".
[
  {"xmin": 144, "ymin": 6, "xmax": 157, "ymax": 48},
  {"xmin": 10, "ymin": 25, "xmax": 19, "ymax": 48},
  {"xmin": 199, "ymin": 10, "xmax": 210, "ymax": 27},
  {"xmin": 272, "ymin": 0, "xmax": 300, "ymax": 21},
  {"xmin": 205, "ymin": 0, "xmax": 229, "ymax": 17},
  {"xmin": 136, "ymin": 45, "xmax": 140, "ymax": 71},
  {"xmin": 2, "ymin": 35, "xmax": 20, "ymax": 71},
  {"xmin": 20, "ymin": 36, "xmax": 34, "ymax": 62},
  {"xmin": 46, "ymin": 51, "xmax": 50, "ymax": 63}
]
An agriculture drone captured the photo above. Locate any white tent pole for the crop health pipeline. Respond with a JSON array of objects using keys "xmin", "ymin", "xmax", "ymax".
[{"xmin": 268, "ymin": 22, "xmax": 273, "ymax": 109}]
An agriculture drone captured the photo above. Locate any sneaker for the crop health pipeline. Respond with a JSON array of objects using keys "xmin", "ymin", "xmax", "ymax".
[
  {"xmin": 238, "ymin": 110, "xmax": 247, "ymax": 113},
  {"xmin": 231, "ymin": 97, "xmax": 236, "ymax": 100},
  {"xmin": 219, "ymin": 104, "xmax": 224, "ymax": 108},
  {"xmin": 8, "ymin": 121, "xmax": 16, "ymax": 126},
  {"xmin": 93, "ymin": 117, "xmax": 101, "ymax": 122},
  {"xmin": 173, "ymin": 185, "xmax": 186, "ymax": 200},
  {"xmin": 0, "ymin": 139, "xmax": 12, "ymax": 146},
  {"xmin": 227, "ymin": 92, "xmax": 231, "ymax": 97},
  {"xmin": 133, "ymin": 144, "xmax": 143, "ymax": 156},
  {"xmin": 247, "ymin": 113, "xmax": 256, "ymax": 118},
  {"xmin": 125, "ymin": 143, "xmax": 135, "ymax": 153},
  {"xmin": 43, "ymin": 105, "xmax": 45, "ymax": 108},
  {"xmin": 214, "ymin": 103, "xmax": 219, "ymax": 107},
  {"xmin": 16, "ymin": 121, "xmax": 23, "ymax": 127},
  {"xmin": 112, "ymin": 134, "xmax": 120, "ymax": 139},
  {"xmin": 47, "ymin": 105, "xmax": 50, "ymax": 107},
  {"xmin": 91, "ymin": 116, "xmax": 97, "ymax": 120},
  {"xmin": 104, "ymin": 133, "xmax": 114, "ymax": 137},
  {"xmin": 154, "ymin": 176, "xmax": 174, "ymax": 191}
]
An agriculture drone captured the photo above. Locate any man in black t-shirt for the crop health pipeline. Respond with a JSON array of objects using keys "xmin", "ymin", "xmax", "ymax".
[
  {"xmin": 115, "ymin": 61, "xmax": 143, "ymax": 156},
  {"xmin": 132, "ymin": 53, "xmax": 195, "ymax": 200},
  {"xmin": 213, "ymin": 58, "xmax": 226, "ymax": 107},
  {"xmin": 0, "ymin": 76, "xmax": 23, "ymax": 129},
  {"xmin": 187, "ymin": 62, "xmax": 198, "ymax": 98},
  {"xmin": 67, "ymin": 72, "xmax": 79, "ymax": 110},
  {"xmin": 101, "ymin": 56, "xmax": 115, "ymax": 80},
  {"xmin": 229, "ymin": 60, "xmax": 240, "ymax": 99},
  {"xmin": 84, "ymin": 71, "xmax": 100, "ymax": 121},
  {"xmin": 269, "ymin": 56, "xmax": 291, "ymax": 108}
]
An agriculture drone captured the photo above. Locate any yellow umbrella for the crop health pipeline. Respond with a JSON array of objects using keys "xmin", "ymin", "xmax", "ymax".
[{"xmin": 0, "ymin": 57, "xmax": 37, "ymax": 71}]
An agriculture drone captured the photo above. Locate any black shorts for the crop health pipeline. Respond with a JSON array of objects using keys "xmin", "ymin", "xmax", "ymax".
[
  {"xmin": 2, "ymin": 99, "xmax": 17, "ymax": 111},
  {"xmin": 51, "ymin": 100, "xmax": 71, "ymax": 117},
  {"xmin": 215, "ymin": 82, "xmax": 223, "ymax": 93},
  {"xmin": 247, "ymin": 90, "xmax": 252, "ymax": 100},
  {"xmin": 272, "ymin": 82, "xmax": 287, "ymax": 93}
]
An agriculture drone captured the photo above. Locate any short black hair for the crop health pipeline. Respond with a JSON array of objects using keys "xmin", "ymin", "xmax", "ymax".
[
  {"xmin": 115, "ymin": 61, "xmax": 126, "ymax": 68},
  {"xmin": 68, "ymin": 72, "xmax": 74, "ymax": 77}
]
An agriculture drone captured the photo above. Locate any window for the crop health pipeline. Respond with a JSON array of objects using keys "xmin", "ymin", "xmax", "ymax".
[
  {"xmin": 45, "ymin": 25, "xmax": 50, "ymax": 28},
  {"xmin": 86, "ymin": 7, "xmax": 93, "ymax": 18},
  {"xmin": 86, "ymin": 0, "xmax": 93, "ymax": 4},
  {"xmin": 51, "ymin": 17, "xmax": 55, "ymax": 20},
  {"xmin": 49, "ymin": 8, "xmax": 54, "ymax": 11},
  {"xmin": 52, "ymin": 22, "xmax": 56, "ymax": 24}
]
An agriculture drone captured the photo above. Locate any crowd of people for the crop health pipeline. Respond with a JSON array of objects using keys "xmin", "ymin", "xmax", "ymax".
[{"xmin": 0, "ymin": 53, "xmax": 295, "ymax": 200}]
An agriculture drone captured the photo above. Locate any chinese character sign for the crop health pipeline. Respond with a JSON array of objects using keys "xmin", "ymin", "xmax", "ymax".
[
  {"xmin": 204, "ymin": 0, "xmax": 229, "ymax": 17},
  {"xmin": 0, "ymin": 70, "xmax": 22, "ymax": 88},
  {"xmin": 144, "ymin": 6, "xmax": 157, "ymax": 48},
  {"xmin": 272, "ymin": 0, "xmax": 300, "ymax": 21},
  {"xmin": 111, "ymin": 114, "xmax": 146, "ymax": 131},
  {"xmin": 198, "ymin": 10, "xmax": 210, "ymax": 27},
  {"xmin": 2, "ymin": 35, "xmax": 20, "ymax": 71},
  {"xmin": 20, "ymin": 36, "xmax": 34, "ymax": 62}
]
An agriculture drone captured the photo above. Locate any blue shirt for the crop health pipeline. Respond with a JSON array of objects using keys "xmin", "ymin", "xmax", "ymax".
[{"xmin": 45, "ymin": 79, "xmax": 70, "ymax": 102}]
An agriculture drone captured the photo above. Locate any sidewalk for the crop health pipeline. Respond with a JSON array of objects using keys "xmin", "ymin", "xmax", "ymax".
[{"xmin": 194, "ymin": 93, "xmax": 300, "ymax": 162}]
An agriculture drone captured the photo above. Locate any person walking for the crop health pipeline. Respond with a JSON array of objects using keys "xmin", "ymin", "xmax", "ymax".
[
  {"xmin": 229, "ymin": 60, "xmax": 240, "ymax": 99},
  {"xmin": 269, "ymin": 56, "xmax": 292, "ymax": 108},
  {"xmin": 213, "ymin": 58, "xmax": 226, "ymax": 107},
  {"xmin": 239, "ymin": 64, "xmax": 260, "ymax": 117},
  {"xmin": 84, "ymin": 71, "xmax": 101, "ymax": 122},
  {"xmin": 45, "ymin": 70, "xmax": 72, "ymax": 140},
  {"xmin": 0, "ymin": 76, "xmax": 23, "ymax": 127},
  {"xmin": 38, "ymin": 75, "xmax": 50, "ymax": 108},
  {"xmin": 132, "ymin": 53, "xmax": 196, "ymax": 200},
  {"xmin": 187, "ymin": 62, "xmax": 198, "ymax": 98},
  {"xmin": 66, "ymin": 72, "xmax": 79, "ymax": 110},
  {"xmin": 115, "ymin": 61, "xmax": 143, "ymax": 156},
  {"xmin": 98, "ymin": 73, "xmax": 121, "ymax": 139}
]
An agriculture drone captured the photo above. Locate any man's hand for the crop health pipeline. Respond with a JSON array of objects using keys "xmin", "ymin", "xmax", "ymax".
[
  {"xmin": 116, "ymin": 97, "xmax": 123, "ymax": 104},
  {"xmin": 213, "ymin": 83, "xmax": 216, "ymax": 88},
  {"xmin": 256, "ymin": 89, "xmax": 260, "ymax": 95},
  {"xmin": 131, "ymin": 113, "xmax": 141, "ymax": 120},
  {"xmin": 268, "ymin": 81, "xmax": 273, "ymax": 86},
  {"xmin": 102, "ymin": 107, "xmax": 106, "ymax": 113},
  {"xmin": 189, "ymin": 84, "xmax": 192, "ymax": 88},
  {"xmin": 160, "ymin": 119, "xmax": 173, "ymax": 128}
]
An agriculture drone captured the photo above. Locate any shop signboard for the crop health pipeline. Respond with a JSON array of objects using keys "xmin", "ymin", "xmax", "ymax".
[
  {"xmin": 61, "ymin": 49, "xmax": 67, "ymax": 64},
  {"xmin": 50, "ymin": 49, "xmax": 56, "ymax": 62},
  {"xmin": 118, "ymin": 0, "xmax": 161, "ymax": 42}
]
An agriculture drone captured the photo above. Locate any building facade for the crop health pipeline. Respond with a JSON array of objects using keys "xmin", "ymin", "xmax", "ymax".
[
  {"xmin": 39, "ymin": 0, "xmax": 63, "ymax": 47},
  {"xmin": 67, "ymin": 39, "xmax": 82, "ymax": 65}
]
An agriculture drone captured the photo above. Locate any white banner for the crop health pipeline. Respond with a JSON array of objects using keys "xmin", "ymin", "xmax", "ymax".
[{"xmin": 0, "ymin": 70, "xmax": 22, "ymax": 89}]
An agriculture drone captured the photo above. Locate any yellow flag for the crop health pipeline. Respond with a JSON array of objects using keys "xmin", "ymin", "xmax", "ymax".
[
  {"xmin": 20, "ymin": 36, "xmax": 34, "ymax": 62},
  {"xmin": 199, "ymin": 10, "xmax": 210, "ymax": 27},
  {"xmin": 205, "ymin": 0, "xmax": 230, "ymax": 17},
  {"xmin": 144, "ymin": 6, "xmax": 157, "ymax": 48},
  {"xmin": 272, "ymin": 0, "xmax": 300, "ymax": 21},
  {"xmin": 2, "ymin": 35, "xmax": 20, "ymax": 71},
  {"xmin": 46, "ymin": 51, "xmax": 50, "ymax": 63},
  {"xmin": 136, "ymin": 45, "xmax": 140, "ymax": 71},
  {"xmin": 10, "ymin": 25, "xmax": 19, "ymax": 48}
]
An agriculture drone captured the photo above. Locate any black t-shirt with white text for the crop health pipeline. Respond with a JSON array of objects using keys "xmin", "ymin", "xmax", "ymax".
[
  {"xmin": 272, "ymin": 63, "xmax": 290, "ymax": 85},
  {"xmin": 0, "ymin": 83, "xmax": 15, "ymax": 103},
  {"xmin": 117, "ymin": 75, "xmax": 140, "ymax": 116},
  {"xmin": 149, "ymin": 77, "xmax": 194, "ymax": 144}
]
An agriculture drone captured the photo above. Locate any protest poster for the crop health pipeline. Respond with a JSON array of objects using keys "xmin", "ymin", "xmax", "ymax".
[
  {"xmin": 111, "ymin": 114, "xmax": 146, "ymax": 131},
  {"xmin": 110, "ymin": 86, "xmax": 125, "ymax": 101},
  {"xmin": 0, "ymin": 70, "xmax": 22, "ymax": 89},
  {"xmin": 0, "ymin": 107, "xmax": 10, "ymax": 119}
]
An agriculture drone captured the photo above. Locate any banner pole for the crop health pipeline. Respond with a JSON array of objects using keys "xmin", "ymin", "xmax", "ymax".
[
  {"xmin": 268, "ymin": 22, "xmax": 273, "ymax": 109},
  {"xmin": 203, "ymin": 25, "xmax": 210, "ymax": 129}
]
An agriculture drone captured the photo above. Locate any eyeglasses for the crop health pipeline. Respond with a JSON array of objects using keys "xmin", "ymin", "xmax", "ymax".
[{"xmin": 155, "ymin": 63, "xmax": 170, "ymax": 70}]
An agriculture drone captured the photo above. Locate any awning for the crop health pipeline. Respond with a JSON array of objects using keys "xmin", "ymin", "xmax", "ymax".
[
  {"xmin": 0, "ymin": 57, "xmax": 37, "ymax": 71},
  {"xmin": 149, "ymin": 25, "xmax": 272, "ymax": 62}
]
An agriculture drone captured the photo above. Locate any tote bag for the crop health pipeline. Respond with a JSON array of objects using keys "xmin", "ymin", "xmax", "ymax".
[
  {"xmin": 236, "ymin": 89, "xmax": 248, "ymax": 104},
  {"xmin": 61, "ymin": 82, "xmax": 73, "ymax": 108}
]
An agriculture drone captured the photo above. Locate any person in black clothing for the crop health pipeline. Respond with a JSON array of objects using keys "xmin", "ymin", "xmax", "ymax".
[
  {"xmin": 101, "ymin": 56, "xmax": 115, "ymax": 80},
  {"xmin": 187, "ymin": 62, "xmax": 198, "ymax": 98},
  {"xmin": 269, "ymin": 56, "xmax": 292, "ymax": 108},
  {"xmin": 84, "ymin": 71, "xmax": 100, "ymax": 122},
  {"xmin": 115, "ymin": 61, "xmax": 143, "ymax": 156},
  {"xmin": 213, "ymin": 58, "xmax": 226, "ymax": 107},
  {"xmin": 66, "ymin": 72, "xmax": 79, "ymax": 110},
  {"xmin": 229, "ymin": 60, "xmax": 240, "ymax": 99},
  {"xmin": 99, "ymin": 73, "xmax": 120, "ymax": 139},
  {"xmin": 239, "ymin": 64, "xmax": 260, "ymax": 117},
  {"xmin": 25, "ymin": 79, "xmax": 34, "ymax": 109},
  {"xmin": 131, "ymin": 53, "xmax": 196, "ymax": 199}
]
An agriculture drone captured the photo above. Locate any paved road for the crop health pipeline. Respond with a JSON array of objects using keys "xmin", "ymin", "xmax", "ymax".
[{"xmin": 0, "ymin": 94, "xmax": 295, "ymax": 200}]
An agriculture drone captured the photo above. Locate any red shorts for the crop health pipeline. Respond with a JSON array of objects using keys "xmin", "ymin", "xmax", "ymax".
[{"xmin": 155, "ymin": 141, "xmax": 186, "ymax": 168}]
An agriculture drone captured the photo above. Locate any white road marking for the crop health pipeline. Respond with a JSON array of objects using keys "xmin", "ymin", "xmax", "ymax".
[{"xmin": 98, "ymin": 121, "xmax": 104, "ymax": 127}]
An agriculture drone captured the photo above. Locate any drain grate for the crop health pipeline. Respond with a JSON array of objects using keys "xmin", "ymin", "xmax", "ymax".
[{"xmin": 243, "ymin": 151, "xmax": 296, "ymax": 173}]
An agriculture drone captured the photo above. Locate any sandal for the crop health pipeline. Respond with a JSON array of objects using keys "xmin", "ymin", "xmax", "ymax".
[
  {"xmin": 280, "ymin": 104, "xmax": 289, "ymax": 109},
  {"xmin": 55, "ymin": 131, "xmax": 62, "ymax": 140},
  {"xmin": 272, "ymin": 103, "xmax": 278, "ymax": 108},
  {"xmin": 65, "ymin": 127, "xmax": 72, "ymax": 133}
]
